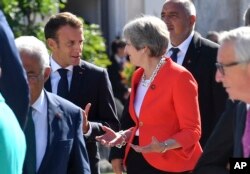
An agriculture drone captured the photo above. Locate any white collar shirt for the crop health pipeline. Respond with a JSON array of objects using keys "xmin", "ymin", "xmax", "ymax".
[
  {"xmin": 50, "ymin": 57, "xmax": 73, "ymax": 94},
  {"xmin": 31, "ymin": 90, "xmax": 47, "ymax": 171},
  {"xmin": 166, "ymin": 31, "xmax": 194, "ymax": 65}
]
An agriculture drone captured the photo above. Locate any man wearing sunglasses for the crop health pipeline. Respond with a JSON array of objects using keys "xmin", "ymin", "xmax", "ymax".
[{"xmin": 194, "ymin": 27, "xmax": 250, "ymax": 174}]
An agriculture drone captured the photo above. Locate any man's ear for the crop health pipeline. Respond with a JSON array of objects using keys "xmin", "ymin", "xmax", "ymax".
[
  {"xmin": 190, "ymin": 15, "xmax": 196, "ymax": 26},
  {"xmin": 44, "ymin": 67, "xmax": 51, "ymax": 82},
  {"xmin": 46, "ymin": 38, "xmax": 56, "ymax": 51}
]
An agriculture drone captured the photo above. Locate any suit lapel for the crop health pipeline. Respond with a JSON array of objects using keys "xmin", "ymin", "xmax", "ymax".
[
  {"xmin": 182, "ymin": 32, "xmax": 201, "ymax": 71},
  {"xmin": 69, "ymin": 63, "xmax": 86, "ymax": 100},
  {"xmin": 231, "ymin": 102, "xmax": 247, "ymax": 157},
  {"xmin": 37, "ymin": 91, "xmax": 63, "ymax": 173},
  {"xmin": 44, "ymin": 62, "xmax": 86, "ymax": 96}
]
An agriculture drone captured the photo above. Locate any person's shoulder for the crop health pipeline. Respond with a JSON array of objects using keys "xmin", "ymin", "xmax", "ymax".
[
  {"xmin": 79, "ymin": 59, "xmax": 105, "ymax": 72},
  {"xmin": 194, "ymin": 32, "xmax": 219, "ymax": 49},
  {"xmin": 167, "ymin": 58, "xmax": 189, "ymax": 72},
  {"xmin": 165, "ymin": 59, "xmax": 196, "ymax": 81},
  {"xmin": 45, "ymin": 91, "xmax": 81, "ymax": 112}
]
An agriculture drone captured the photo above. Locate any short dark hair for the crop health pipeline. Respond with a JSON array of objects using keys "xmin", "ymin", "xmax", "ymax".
[
  {"xmin": 111, "ymin": 38, "xmax": 126, "ymax": 54},
  {"xmin": 44, "ymin": 12, "xmax": 83, "ymax": 40}
]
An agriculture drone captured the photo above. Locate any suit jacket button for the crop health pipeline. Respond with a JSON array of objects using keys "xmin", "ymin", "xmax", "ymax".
[{"xmin": 139, "ymin": 121, "xmax": 143, "ymax": 127}]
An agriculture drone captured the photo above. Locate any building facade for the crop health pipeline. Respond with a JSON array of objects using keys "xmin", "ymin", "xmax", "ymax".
[{"xmin": 65, "ymin": 0, "xmax": 250, "ymax": 51}]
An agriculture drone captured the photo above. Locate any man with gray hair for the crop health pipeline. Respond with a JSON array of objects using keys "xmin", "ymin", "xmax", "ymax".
[
  {"xmin": 161, "ymin": 0, "xmax": 228, "ymax": 147},
  {"xmin": 194, "ymin": 27, "xmax": 250, "ymax": 174},
  {"xmin": 15, "ymin": 36, "xmax": 90, "ymax": 174}
]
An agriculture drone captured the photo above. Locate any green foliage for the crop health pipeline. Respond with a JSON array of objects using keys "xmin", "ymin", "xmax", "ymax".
[
  {"xmin": 0, "ymin": 0, "xmax": 60, "ymax": 40},
  {"xmin": 83, "ymin": 23, "xmax": 111, "ymax": 67},
  {"xmin": 1, "ymin": 0, "xmax": 110, "ymax": 67},
  {"xmin": 121, "ymin": 62, "xmax": 135, "ymax": 87}
]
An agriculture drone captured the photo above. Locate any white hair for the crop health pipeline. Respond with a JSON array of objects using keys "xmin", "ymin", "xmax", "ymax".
[
  {"xmin": 15, "ymin": 36, "xmax": 50, "ymax": 69},
  {"xmin": 219, "ymin": 27, "xmax": 250, "ymax": 62}
]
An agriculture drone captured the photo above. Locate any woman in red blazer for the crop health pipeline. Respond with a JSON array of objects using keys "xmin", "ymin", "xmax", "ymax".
[{"xmin": 96, "ymin": 15, "xmax": 202, "ymax": 174}]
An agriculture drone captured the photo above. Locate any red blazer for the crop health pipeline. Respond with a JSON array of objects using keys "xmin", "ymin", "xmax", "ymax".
[{"xmin": 124, "ymin": 58, "xmax": 202, "ymax": 172}]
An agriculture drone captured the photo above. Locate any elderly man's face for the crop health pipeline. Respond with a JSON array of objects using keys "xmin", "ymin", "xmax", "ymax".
[
  {"xmin": 20, "ymin": 52, "xmax": 50, "ymax": 104},
  {"xmin": 216, "ymin": 41, "xmax": 250, "ymax": 101}
]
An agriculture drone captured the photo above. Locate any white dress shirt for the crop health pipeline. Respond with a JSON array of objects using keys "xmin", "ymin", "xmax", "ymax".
[
  {"xmin": 50, "ymin": 57, "xmax": 73, "ymax": 94},
  {"xmin": 31, "ymin": 90, "xmax": 48, "ymax": 171},
  {"xmin": 134, "ymin": 80, "xmax": 149, "ymax": 136},
  {"xmin": 49, "ymin": 57, "xmax": 92, "ymax": 136},
  {"xmin": 166, "ymin": 31, "xmax": 194, "ymax": 65}
]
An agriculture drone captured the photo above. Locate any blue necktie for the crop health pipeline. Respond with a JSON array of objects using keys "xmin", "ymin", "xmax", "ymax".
[
  {"xmin": 170, "ymin": 47, "xmax": 180, "ymax": 62},
  {"xmin": 57, "ymin": 68, "xmax": 69, "ymax": 99},
  {"xmin": 24, "ymin": 107, "xmax": 36, "ymax": 174}
]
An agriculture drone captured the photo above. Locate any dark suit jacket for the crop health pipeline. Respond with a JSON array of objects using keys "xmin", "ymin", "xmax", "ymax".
[
  {"xmin": 193, "ymin": 100, "xmax": 246, "ymax": 174},
  {"xmin": 23, "ymin": 90, "xmax": 90, "ymax": 174},
  {"xmin": 0, "ymin": 10, "xmax": 29, "ymax": 128},
  {"xmin": 183, "ymin": 32, "xmax": 228, "ymax": 147},
  {"xmin": 45, "ymin": 60, "xmax": 120, "ymax": 174}
]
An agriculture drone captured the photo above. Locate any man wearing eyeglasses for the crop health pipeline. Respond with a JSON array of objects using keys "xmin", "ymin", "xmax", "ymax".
[
  {"xmin": 15, "ymin": 36, "xmax": 91, "ymax": 174},
  {"xmin": 194, "ymin": 26, "xmax": 250, "ymax": 174}
]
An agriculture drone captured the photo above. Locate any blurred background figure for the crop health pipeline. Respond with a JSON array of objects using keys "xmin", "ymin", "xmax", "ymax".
[
  {"xmin": 206, "ymin": 31, "xmax": 220, "ymax": 44},
  {"xmin": 107, "ymin": 38, "xmax": 130, "ymax": 106},
  {"xmin": 0, "ymin": 64, "xmax": 26, "ymax": 174},
  {"xmin": 0, "ymin": 9, "xmax": 29, "ymax": 128}
]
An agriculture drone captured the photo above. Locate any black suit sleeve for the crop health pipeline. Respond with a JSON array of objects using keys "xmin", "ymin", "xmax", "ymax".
[
  {"xmin": 88, "ymin": 68, "xmax": 120, "ymax": 139},
  {"xmin": 193, "ymin": 100, "xmax": 237, "ymax": 174}
]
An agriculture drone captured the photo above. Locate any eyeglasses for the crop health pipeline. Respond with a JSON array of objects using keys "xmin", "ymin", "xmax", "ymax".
[
  {"xmin": 215, "ymin": 61, "xmax": 249, "ymax": 75},
  {"xmin": 26, "ymin": 71, "xmax": 43, "ymax": 81},
  {"xmin": 27, "ymin": 74, "xmax": 41, "ymax": 81}
]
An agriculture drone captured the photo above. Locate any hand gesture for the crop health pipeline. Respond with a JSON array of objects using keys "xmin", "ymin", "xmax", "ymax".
[
  {"xmin": 96, "ymin": 126, "xmax": 122, "ymax": 147},
  {"xmin": 96, "ymin": 126, "xmax": 133, "ymax": 148},
  {"xmin": 130, "ymin": 136, "xmax": 165, "ymax": 153},
  {"xmin": 82, "ymin": 103, "xmax": 91, "ymax": 134}
]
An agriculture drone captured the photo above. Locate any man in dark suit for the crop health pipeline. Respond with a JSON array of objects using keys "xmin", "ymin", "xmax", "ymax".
[
  {"xmin": 161, "ymin": 0, "xmax": 227, "ymax": 147},
  {"xmin": 0, "ymin": 9, "xmax": 29, "ymax": 128},
  {"xmin": 44, "ymin": 12, "xmax": 120, "ymax": 174},
  {"xmin": 193, "ymin": 26, "xmax": 250, "ymax": 174},
  {"xmin": 15, "ymin": 36, "xmax": 90, "ymax": 174}
]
